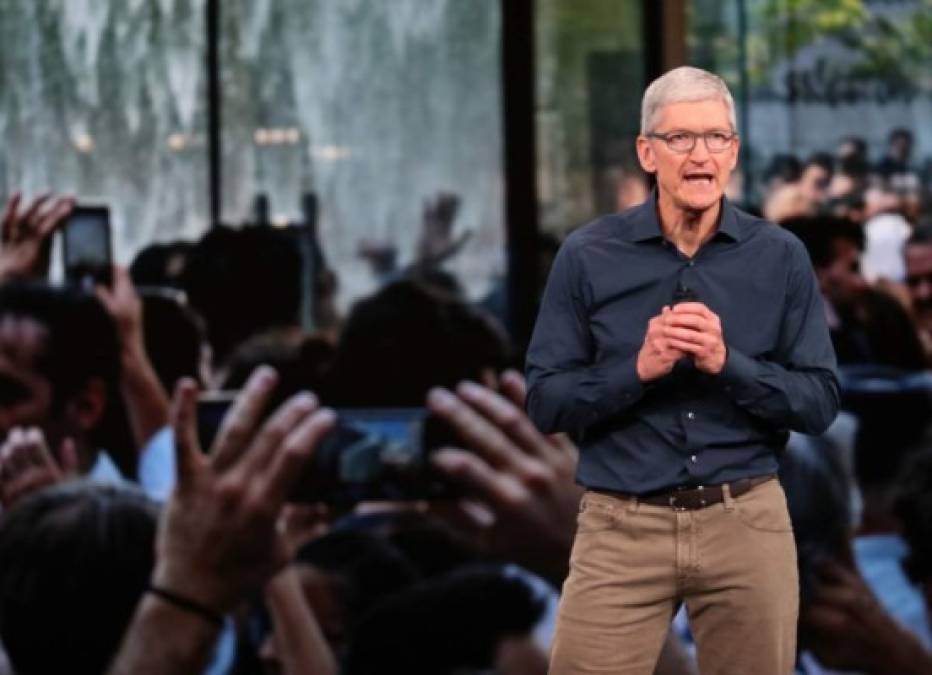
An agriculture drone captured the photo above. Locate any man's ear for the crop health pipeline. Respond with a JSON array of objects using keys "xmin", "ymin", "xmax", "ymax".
[
  {"xmin": 63, "ymin": 378, "xmax": 108, "ymax": 435},
  {"xmin": 636, "ymin": 136, "xmax": 657, "ymax": 174},
  {"xmin": 728, "ymin": 135, "xmax": 741, "ymax": 172}
]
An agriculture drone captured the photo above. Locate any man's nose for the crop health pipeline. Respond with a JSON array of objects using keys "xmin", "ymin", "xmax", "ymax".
[{"xmin": 688, "ymin": 137, "xmax": 712, "ymax": 161}]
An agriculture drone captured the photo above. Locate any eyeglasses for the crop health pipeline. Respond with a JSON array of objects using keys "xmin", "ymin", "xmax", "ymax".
[{"xmin": 646, "ymin": 130, "xmax": 737, "ymax": 154}]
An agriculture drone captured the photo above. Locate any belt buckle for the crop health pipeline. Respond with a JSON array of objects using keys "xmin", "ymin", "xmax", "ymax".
[
  {"xmin": 669, "ymin": 484, "xmax": 706, "ymax": 511},
  {"xmin": 668, "ymin": 494, "xmax": 687, "ymax": 511}
]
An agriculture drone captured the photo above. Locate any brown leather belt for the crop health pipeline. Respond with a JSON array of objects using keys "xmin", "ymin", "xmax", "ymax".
[{"xmin": 591, "ymin": 474, "xmax": 775, "ymax": 511}]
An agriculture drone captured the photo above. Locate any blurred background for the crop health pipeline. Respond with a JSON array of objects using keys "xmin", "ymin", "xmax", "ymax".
[{"xmin": 3, "ymin": 0, "xmax": 927, "ymax": 348}]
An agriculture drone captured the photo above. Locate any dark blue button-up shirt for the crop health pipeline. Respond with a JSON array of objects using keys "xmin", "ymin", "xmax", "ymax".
[{"xmin": 525, "ymin": 195, "xmax": 840, "ymax": 494}]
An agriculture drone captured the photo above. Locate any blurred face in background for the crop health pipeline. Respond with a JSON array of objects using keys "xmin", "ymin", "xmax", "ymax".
[
  {"xmin": 614, "ymin": 172, "xmax": 650, "ymax": 212},
  {"xmin": 906, "ymin": 243, "xmax": 932, "ymax": 334},
  {"xmin": 889, "ymin": 134, "xmax": 912, "ymax": 162},
  {"xmin": 819, "ymin": 239, "xmax": 867, "ymax": 311},
  {"xmin": 763, "ymin": 183, "xmax": 812, "ymax": 224},
  {"xmin": 800, "ymin": 164, "xmax": 831, "ymax": 207},
  {"xmin": 0, "ymin": 313, "xmax": 104, "ymax": 472},
  {"xmin": 0, "ymin": 316, "xmax": 54, "ymax": 440}
]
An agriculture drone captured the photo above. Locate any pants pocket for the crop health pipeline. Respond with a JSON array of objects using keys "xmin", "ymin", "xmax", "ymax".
[{"xmin": 734, "ymin": 480, "xmax": 794, "ymax": 533}]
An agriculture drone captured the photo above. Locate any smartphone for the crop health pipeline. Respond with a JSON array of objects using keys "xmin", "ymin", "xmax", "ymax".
[
  {"xmin": 196, "ymin": 390, "xmax": 238, "ymax": 452},
  {"xmin": 62, "ymin": 205, "xmax": 112, "ymax": 289},
  {"xmin": 195, "ymin": 395, "xmax": 459, "ymax": 505},
  {"xmin": 295, "ymin": 408, "xmax": 460, "ymax": 505}
]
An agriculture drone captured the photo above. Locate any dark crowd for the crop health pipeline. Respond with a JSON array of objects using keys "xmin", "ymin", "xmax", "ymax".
[{"xmin": 0, "ymin": 126, "xmax": 929, "ymax": 675}]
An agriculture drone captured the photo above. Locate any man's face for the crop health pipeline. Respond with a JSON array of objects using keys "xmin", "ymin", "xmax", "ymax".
[
  {"xmin": 0, "ymin": 315, "xmax": 54, "ymax": 441},
  {"xmin": 890, "ymin": 135, "xmax": 912, "ymax": 162},
  {"xmin": 818, "ymin": 240, "xmax": 867, "ymax": 310},
  {"xmin": 637, "ymin": 98, "xmax": 739, "ymax": 214},
  {"xmin": 906, "ymin": 243, "xmax": 932, "ymax": 332},
  {"xmin": 800, "ymin": 164, "xmax": 830, "ymax": 205}
]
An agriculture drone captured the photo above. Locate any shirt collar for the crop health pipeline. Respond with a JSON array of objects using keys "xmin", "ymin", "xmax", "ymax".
[{"xmin": 621, "ymin": 189, "xmax": 744, "ymax": 243}]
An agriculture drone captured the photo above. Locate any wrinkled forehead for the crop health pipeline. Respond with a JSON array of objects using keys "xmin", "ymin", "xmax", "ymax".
[
  {"xmin": 0, "ymin": 314, "xmax": 50, "ymax": 366},
  {"xmin": 653, "ymin": 98, "xmax": 733, "ymax": 131}
]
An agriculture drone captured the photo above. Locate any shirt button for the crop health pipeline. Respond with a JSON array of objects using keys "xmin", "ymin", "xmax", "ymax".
[
  {"xmin": 686, "ymin": 411, "xmax": 696, "ymax": 420},
  {"xmin": 687, "ymin": 260, "xmax": 695, "ymax": 267},
  {"xmin": 690, "ymin": 455, "xmax": 698, "ymax": 463}
]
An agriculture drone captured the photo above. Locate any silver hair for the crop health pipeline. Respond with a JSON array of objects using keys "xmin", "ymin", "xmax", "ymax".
[{"xmin": 640, "ymin": 66, "xmax": 737, "ymax": 134}]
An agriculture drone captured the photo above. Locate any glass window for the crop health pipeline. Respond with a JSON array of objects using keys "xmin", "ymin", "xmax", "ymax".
[
  {"xmin": 0, "ymin": 0, "xmax": 210, "ymax": 261},
  {"xmin": 220, "ymin": 0, "xmax": 505, "ymax": 309},
  {"xmin": 688, "ymin": 0, "xmax": 932, "ymax": 206},
  {"xmin": 536, "ymin": 0, "xmax": 646, "ymax": 234}
]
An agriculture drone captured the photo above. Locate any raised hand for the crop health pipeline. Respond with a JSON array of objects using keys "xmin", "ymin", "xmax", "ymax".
[
  {"xmin": 96, "ymin": 266, "xmax": 172, "ymax": 451},
  {"xmin": 0, "ymin": 192, "xmax": 75, "ymax": 280},
  {"xmin": 0, "ymin": 427, "xmax": 78, "ymax": 508},
  {"xmin": 151, "ymin": 367, "xmax": 335, "ymax": 615},
  {"xmin": 804, "ymin": 560, "xmax": 932, "ymax": 675},
  {"xmin": 96, "ymin": 266, "xmax": 145, "ymax": 355},
  {"xmin": 415, "ymin": 191, "xmax": 471, "ymax": 266},
  {"xmin": 427, "ymin": 369, "xmax": 582, "ymax": 585}
]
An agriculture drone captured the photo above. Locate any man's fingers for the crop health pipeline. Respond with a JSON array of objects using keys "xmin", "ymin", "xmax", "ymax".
[
  {"xmin": 1, "ymin": 192, "xmax": 22, "ymax": 240},
  {"xmin": 456, "ymin": 381, "xmax": 561, "ymax": 465},
  {"xmin": 170, "ymin": 378, "xmax": 203, "ymax": 485},
  {"xmin": 1, "ymin": 472, "xmax": 57, "ymax": 507},
  {"xmin": 816, "ymin": 560, "xmax": 863, "ymax": 587},
  {"xmin": 814, "ymin": 583, "xmax": 868, "ymax": 613},
  {"xmin": 548, "ymin": 431, "xmax": 580, "ymax": 461},
  {"xmin": 261, "ymin": 408, "xmax": 336, "ymax": 503},
  {"xmin": 651, "ymin": 336, "xmax": 686, "ymax": 359},
  {"xmin": 110, "ymin": 265, "xmax": 134, "ymax": 293},
  {"xmin": 499, "ymin": 369, "xmax": 528, "ymax": 409},
  {"xmin": 20, "ymin": 193, "xmax": 52, "ymax": 227},
  {"xmin": 663, "ymin": 326, "xmax": 708, "ymax": 346},
  {"xmin": 94, "ymin": 283, "xmax": 115, "ymax": 311},
  {"xmin": 671, "ymin": 302, "xmax": 718, "ymax": 322},
  {"xmin": 23, "ymin": 427, "xmax": 59, "ymax": 473},
  {"xmin": 667, "ymin": 338, "xmax": 704, "ymax": 355},
  {"xmin": 665, "ymin": 312, "xmax": 708, "ymax": 330},
  {"xmin": 431, "ymin": 447, "xmax": 525, "ymax": 509},
  {"xmin": 239, "ymin": 391, "xmax": 318, "ymax": 477},
  {"xmin": 36, "ymin": 196, "xmax": 74, "ymax": 239},
  {"xmin": 4, "ymin": 429, "xmax": 36, "ymax": 474},
  {"xmin": 427, "ymin": 387, "xmax": 537, "ymax": 477},
  {"xmin": 58, "ymin": 438, "xmax": 79, "ymax": 475},
  {"xmin": 666, "ymin": 312, "xmax": 721, "ymax": 339},
  {"xmin": 212, "ymin": 366, "xmax": 278, "ymax": 470},
  {"xmin": 805, "ymin": 603, "xmax": 851, "ymax": 633}
]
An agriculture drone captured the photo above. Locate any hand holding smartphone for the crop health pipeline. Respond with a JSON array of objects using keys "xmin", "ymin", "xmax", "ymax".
[{"xmin": 196, "ymin": 394, "xmax": 459, "ymax": 505}]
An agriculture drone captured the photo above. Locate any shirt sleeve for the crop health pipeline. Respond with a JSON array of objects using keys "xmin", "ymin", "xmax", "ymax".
[
  {"xmin": 717, "ymin": 238, "xmax": 840, "ymax": 434},
  {"xmin": 136, "ymin": 425, "xmax": 177, "ymax": 501},
  {"xmin": 525, "ymin": 239, "xmax": 644, "ymax": 437}
]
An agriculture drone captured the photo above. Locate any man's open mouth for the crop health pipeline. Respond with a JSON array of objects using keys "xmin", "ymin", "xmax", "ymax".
[{"xmin": 685, "ymin": 173, "xmax": 714, "ymax": 185}]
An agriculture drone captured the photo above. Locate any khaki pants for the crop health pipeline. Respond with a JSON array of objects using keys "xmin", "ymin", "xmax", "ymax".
[{"xmin": 549, "ymin": 478, "xmax": 798, "ymax": 675}]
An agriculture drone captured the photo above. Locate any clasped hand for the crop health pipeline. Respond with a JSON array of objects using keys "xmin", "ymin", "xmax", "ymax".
[{"xmin": 636, "ymin": 301, "xmax": 726, "ymax": 382}]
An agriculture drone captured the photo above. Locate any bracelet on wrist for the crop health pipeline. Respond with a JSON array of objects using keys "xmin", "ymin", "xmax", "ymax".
[{"xmin": 146, "ymin": 584, "xmax": 224, "ymax": 628}]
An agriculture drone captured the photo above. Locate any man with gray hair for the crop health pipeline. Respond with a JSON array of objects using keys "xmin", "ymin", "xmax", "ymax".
[{"xmin": 526, "ymin": 66, "xmax": 839, "ymax": 673}]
